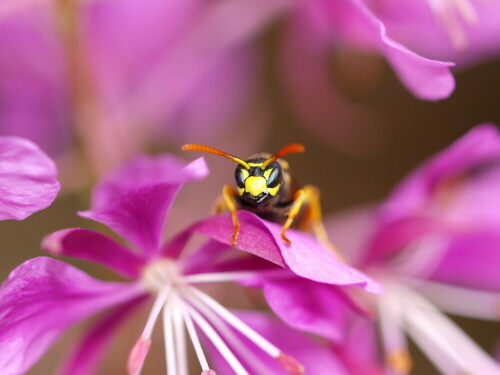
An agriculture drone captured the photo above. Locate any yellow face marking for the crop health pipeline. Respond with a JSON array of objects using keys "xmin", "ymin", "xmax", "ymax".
[
  {"xmin": 237, "ymin": 187, "xmax": 245, "ymax": 196},
  {"xmin": 240, "ymin": 169, "xmax": 249, "ymax": 179},
  {"xmin": 263, "ymin": 169, "xmax": 272, "ymax": 179},
  {"xmin": 245, "ymin": 176, "xmax": 267, "ymax": 197},
  {"xmin": 268, "ymin": 184, "xmax": 281, "ymax": 196}
]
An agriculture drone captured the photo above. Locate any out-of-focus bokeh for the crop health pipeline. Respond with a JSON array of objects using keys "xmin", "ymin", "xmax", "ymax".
[{"xmin": 1, "ymin": 0, "xmax": 499, "ymax": 374}]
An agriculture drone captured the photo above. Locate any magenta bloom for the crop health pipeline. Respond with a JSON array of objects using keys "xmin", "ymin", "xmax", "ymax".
[
  {"xmin": 283, "ymin": 0, "xmax": 455, "ymax": 109},
  {"xmin": 281, "ymin": 0, "xmax": 456, "ymax": 154},
  {"xmin": 0, "ymin": 136, "xmax": 59, "ymax": 220},
  {"xmin": 0, "ymin": 152, "xmax": 381, "ymax": 375},
  {"xmin": 367, "ymin": 0, "xmax": 500, "ymax": 65},
  {"xmin": 329, "ymin": 124, "xmax": 500, "ymax": 374},
  {"xmin": 0, "ymin": 0, "xmax": 286, "ymax": 174}
]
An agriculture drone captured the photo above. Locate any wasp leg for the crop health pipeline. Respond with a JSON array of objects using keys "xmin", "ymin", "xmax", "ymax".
[
  {"xmin": 212, "ymin": 195, "xmax": 227, "ymax": 215},
  {"xmin": 222, "ymin": 185, "xmax": 240, "ymax": 247},
  {"xmin": 281, "ymin": 189, "xmax": 307, "ymax": 246},
  {"xmin": 299, "ymin": 185, "xmax": 346, "ymax": 261}
]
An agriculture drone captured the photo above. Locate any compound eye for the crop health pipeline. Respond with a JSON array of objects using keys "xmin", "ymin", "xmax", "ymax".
[
  {"xmin": 235, "ymin": 167, "xmax": 248, "ymax": 188},
  {"xmin": 266, "ymin": 167, "xmax": 282, "ymax": 188}
]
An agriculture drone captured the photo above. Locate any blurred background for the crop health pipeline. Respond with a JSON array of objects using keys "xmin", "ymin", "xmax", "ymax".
[{"xmin": 0, "ymin": 0, "xmax": 499, "ymax": 374}]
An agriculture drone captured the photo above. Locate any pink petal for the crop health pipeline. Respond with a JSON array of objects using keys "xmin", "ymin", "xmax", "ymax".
[
  {"xmin": 380, "ymin": 124, "xmax": 500, "ymax": 224},
  {"xmin": 429, "ymin": 230, "xmax": 500, "ymax": 292},
  {"xmin": 0, "ymin": 136, "xmax": 60, "ymax": 220},
  {"xmin": 79, "ymin": 155, "xmax": 208, "ymax": 255},
  {"xmin": 370, "ymin": 0, "xmax": 500, "ymax": 66},
  {"xmin": 0, "ymin": 9, "xmax": 70, "ymax": 153},
  {"xmin": 42, "ymin": 228, "xmax": 147, "ymax": 279},
  {"xmin": 281, "ymin": 6, "xmax": 386, "ymax": 157},
  {"xmin": 322, "ymin": 0, "xmax": 455, "ymax": 100},
  {"xmin": 369, "ymin": 124, "xmax": 500, "ymax": 262},
  {"xmin": 262, "ymin": 278, "xmax": 367, "ymax": 342},
  {"xmin": 0, "ymin": 257, "xmax": 144, "ymax": 375},
  {"xmin": 57, "ymin": 297, "xmax": 146, "ymax": 375},
  {"xmin": 334, "ymin": 316, "xmax": 385, "ymax": 375},
  {"xmin": 190, "ymin": 211, "xmax": 383, "ymax": 293}
]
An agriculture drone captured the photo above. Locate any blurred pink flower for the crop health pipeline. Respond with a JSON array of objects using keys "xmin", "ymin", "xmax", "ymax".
[
  {"xmin": 284, "ymin": 0, "xmax": 455, "ymax": 101},
  {"xmin": 329, "ymin": 124, "xmax": 500, "ymax": 375},
  {"xmin": 0, "ymin": 152, "xmax": 382, "ymax": 374},
  {"xmin": 367, "ymin": 0, "xmax": 500, "ymax": 66},
  {"xmin": 281, "ymin": 0, "xmax": 457, "ymax": 155},
  {"xmin": 0, "ymin": 0, "xmax": 287, "ymax": 176},
  {"xmin": 0, "ymin": 136, "xmax": 59, "ymax": 220}
]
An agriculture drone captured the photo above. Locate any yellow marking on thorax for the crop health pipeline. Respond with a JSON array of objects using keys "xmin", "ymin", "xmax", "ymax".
[{"xmin": 245, "ymin": 176, "xmax": 267, "ymax": 197}]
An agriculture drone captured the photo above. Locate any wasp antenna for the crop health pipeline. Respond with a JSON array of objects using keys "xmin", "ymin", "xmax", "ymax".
[
  {"xmin": 181, "ymin": 144, "xmax": 251, "ymax": 169},
  {"xmin": 261, "ymin": 143, "xmax": 305, "ymax": 170}
]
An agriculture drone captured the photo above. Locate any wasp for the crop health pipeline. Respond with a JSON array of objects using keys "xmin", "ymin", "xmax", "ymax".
[{"xmin": 182, "ymin": 143, "xmax": 338, "ymax": 255}]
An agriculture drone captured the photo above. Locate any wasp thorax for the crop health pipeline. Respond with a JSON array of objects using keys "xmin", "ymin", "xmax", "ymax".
[{"xmin": 235, "ymin": 160, "xmax": 283, "ymax": 207}]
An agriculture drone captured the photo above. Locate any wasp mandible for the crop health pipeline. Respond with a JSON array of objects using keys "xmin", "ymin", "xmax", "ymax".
[{"xmin": 182, "ymin": 143, "xmax": 338, "ymax": 254}]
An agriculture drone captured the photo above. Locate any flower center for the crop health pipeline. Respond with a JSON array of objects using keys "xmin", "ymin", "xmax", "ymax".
[
  {"xmin": 141, "ymin": 259, "xmax": 182, "ymax": 292},
  {"xmin": 128, "ymin": 260, "xmax": 304, "ymax": 375}
]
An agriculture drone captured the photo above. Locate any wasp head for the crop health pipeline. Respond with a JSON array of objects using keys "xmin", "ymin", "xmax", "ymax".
[{"xmin": 235, "ymin": 160, "xmax": 283, "ymax": 207}]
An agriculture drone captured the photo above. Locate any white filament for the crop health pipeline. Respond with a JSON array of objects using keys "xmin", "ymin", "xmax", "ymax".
[
  {"xmin": 180, "ymin": 301, "xmax": 210, "ymax": 371},
  {"xmin": 163, "ymin": 302, "xmax": 177, "ymax": 375},
  {"xmin": 187, "ymin": 287, "xmax": 280, "ymax": 358},
  {"xmin": 186, "ymin": 304, "xmax": 249, "ymax": 375}
]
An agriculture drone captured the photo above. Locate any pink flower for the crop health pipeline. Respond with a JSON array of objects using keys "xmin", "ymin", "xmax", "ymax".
[
  {"xmin": 283, "ymin": 0, "xmax": 455, "ymax": 102},
  {"xmin": 0, "ymin": 136, "xmax": 59, "ymax": 220},
  {"xmin": 0, "ymin": 0, "xmax": 287, "ymax": 175},
  {"xmin": 0, "ymin": 152, "xmax": 381, "ymax": 375},
  {"xmin": 367, "ymin": 0, "xmax": 500, "ymax": 65},
  {"xmin": 329, "ymin": 124, "xmax": 500, "ymax": 374},
  {"xmin": 281, "ymin": 0, "xmax": 457, "ymax": 154}
]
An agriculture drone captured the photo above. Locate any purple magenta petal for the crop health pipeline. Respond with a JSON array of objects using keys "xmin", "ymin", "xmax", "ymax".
[
  {"xmin": 189, "ymin": 213, "xmax": 287, "ymax": 268},
  {"xmin": 190, "ymin": 211, "xmax": 383, "ymax": 293},
  {"xmin": 206, "ymin": 311, "xmax": 350, "ymax": 375},
  {"xmin": 334, "ymin": 316, "xmax": 384, "ymax": 375},
  {"xmin": 57, "ymin": 296, "xmax": 146, "ymax": 375},
  {"xmin": 370, "ymin": 0, "xmax": 500, "ymax": 66},
  {"xmin": 429, "ymin": 229, "xmax": 500, "ymax": 292},
  {"xmin": 262, "ymin": 278, "xmax": 367, "ymax": 342},
  {"xmin": 380, "ymin": 124, "xmax": 500, "ymax": 224},
  {"xmin": 0, "ymin": 257, "xmax": 144, "ymax": 375},
  {"xmin": 369, "ymin": 124, "xmax": 500, "ymax": 262},
  {"xmin": 42, "ymin": 228, "xmax": 146, "ymax": 279},
  {"xmin": 0, "ymin": 136, "xmax": 60, "ymax": 220},
  {"xmin": 323, "ymin": 0, "xmax": 455, "ymax": 100},
  {"xmin": 79, "ymin": 155, "xmax": 208, "ymax": 255}
]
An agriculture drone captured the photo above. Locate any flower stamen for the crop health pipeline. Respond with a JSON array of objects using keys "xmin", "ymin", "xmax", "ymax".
[
  {"xmin": 183, "ymin": 269, "xmax": 289, "ymax": 284},
  {"xmin": 186, "ymin": 304, "xmax": 249, "ymax": 375},
  {"xmin": 186, "ymin": 287, "xmax": 305, "ymax": 374},
  {"xmin": 163, "ymin": 303, "xmax": 178, "ymax": 375},
  {"xmin": 180, "ymin": 301, "xmax": 212, "ymax": 371},
  {"xmin": 127, "ymin": 285, "xmax": 172, "ymax": 375}
]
